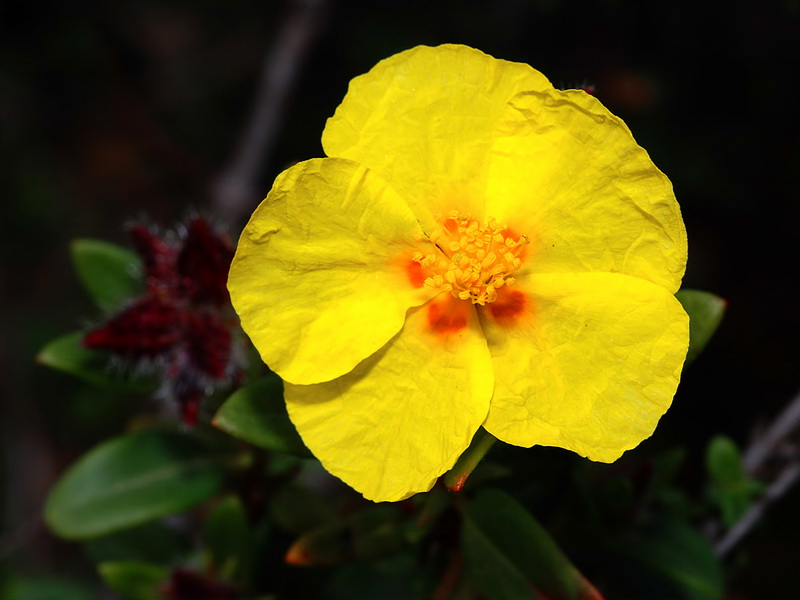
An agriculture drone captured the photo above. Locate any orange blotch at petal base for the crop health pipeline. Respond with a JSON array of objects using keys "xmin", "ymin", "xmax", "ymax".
[{"xmin": 408, "ymin": 211, "xmax": 531, "ymax": 333}]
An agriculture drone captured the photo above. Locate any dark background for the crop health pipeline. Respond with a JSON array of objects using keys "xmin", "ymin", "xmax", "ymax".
[{"xmin": 2, "ymin": 0, "xmax": 799, "ymax": 596}]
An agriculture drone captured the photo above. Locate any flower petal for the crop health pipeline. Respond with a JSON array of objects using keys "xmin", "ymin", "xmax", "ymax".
[
  {"xmin": 229, "ymin": 158, "xmax": 436, "ymax": 385},
  {"xmin": 486, "ymin": 88, "xmax": 687, "ymax": 292},
  {"xmin": 323, "ymin": 44, "xmax": 551, "ymax": 232},
  {"xmin": 285, "ymin": 299, "xmax": 493, "ymax": 502},
  {"xmin": 479, "ymin": 272, "xmax": 689, "ymax": 461}
]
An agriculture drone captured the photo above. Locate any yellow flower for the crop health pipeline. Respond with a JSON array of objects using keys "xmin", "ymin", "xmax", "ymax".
[{"xmin": 229, "ymin": 45, "xmax": 689, "ymax": 502}]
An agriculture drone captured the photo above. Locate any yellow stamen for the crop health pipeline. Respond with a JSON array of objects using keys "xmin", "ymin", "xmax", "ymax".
[{"xmin": 416, "ymin": 212, "xmax": 529, "ymax": 305}]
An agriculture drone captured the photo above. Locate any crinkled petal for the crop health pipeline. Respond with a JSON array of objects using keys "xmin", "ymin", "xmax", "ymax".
[
  {"xmin": 486, "ymin": 88, "xmax": 687, "ymax": 292},
  {"xmin": 285, "ymin": 299, "xmax": 493, "ymax": 502},
  {"xmin": 229, "ymin": 158, "xmax": 437, "ymax": 385},
  {"xmin": 479, "ymin": 272, "xmax": 689, "ymax": 461},
  {"xmin": 323, "ymin": 44, "xmax": 551, "ymax": 232}
]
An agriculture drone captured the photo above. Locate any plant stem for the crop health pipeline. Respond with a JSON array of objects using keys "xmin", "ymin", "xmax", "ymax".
[{"xmin": 444, "ymin": 428, "xmax": 497, "ymax": 493}]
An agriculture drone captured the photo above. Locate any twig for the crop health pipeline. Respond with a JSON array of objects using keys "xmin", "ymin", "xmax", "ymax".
[
  {"xmin": 742, "ymin": 389, "xmax": 800, "ymax": 474},
  {"xmin": 714, "ymin": 460, "xmax": 800, "ymax": 557},
  {"xmin": 708, "ymin": 389, "xmax": 800, "ymax": 557},
  {"xmin": 213, "ymin": 0, "xmax": 330, "ymax": 223}
]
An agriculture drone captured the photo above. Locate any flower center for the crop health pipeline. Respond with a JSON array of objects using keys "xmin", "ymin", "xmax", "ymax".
[{"xmin": 413, "ymin": 211, "xmax": 529, "ymax": 305}]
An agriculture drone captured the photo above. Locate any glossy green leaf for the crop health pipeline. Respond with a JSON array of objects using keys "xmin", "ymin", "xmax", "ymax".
[
  {"xmin": 204, "ymin": 496, "xmax": 253, "ymax": 585},
  {"xmin": 36, "ymin": 331, "xmax": 156, "ymax": 392},
  {"xmin": 676, "ymin": 290, "xmax": 727, "ymax": 364},
  {"xmin": 213, "ymin": 375, "xmax": 311, "ymax": 457},
  {"xmin": 463, "ymin": 489, "xmax": 603, "ymax": 600},
  {"xmin": 98, "ymin": 562, "xmax": 168, "ymax": 600},
  {"xmin": 45, "ymin": 430, "xmax": 226, "ymax": 539},
  {"xmin": 71, "ymin": 238, "xmax": 142, "ymax": 309}
]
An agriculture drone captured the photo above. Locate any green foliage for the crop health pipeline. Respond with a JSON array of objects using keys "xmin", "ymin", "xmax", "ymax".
[
  {"xmin": 286, "ymin": 505, "xmax": 407, "ymax": 566},
  {"xmin": 97, "ymin": 562, "xmax": 169, "ymax": 600},
  {"xmin": 70, "ymin": 238, "xmax": 142, "ymax": 309},
  {"xmin": 676, "ymin": 289, "xmax": 727, "ymax": 365},
  {"xmin": 463, "ymin": 489, "xmax": 601, "ymax": 600},
  {"xmin": 604, "ymin": 516, "xmax": 723, "ymax": 600},
  {"xmin": 35, "ymin": 231, "xmax": 734, "ymax": 599},
  {"xmin": 268, "ymin": 483, "xmax": 338, "ymax": 535},
  {"xmin": 204, "ymin": 495, "xmax": 254, "ymax": 585},
  {"xmin": 36, "ymin": 331, "xmax": 156, "ymax": 392},
  {"xmin": 706, "ymin": 435, "xmax": 764, "ymax": 527},
  {"xmin": 45, "ymin": 430, "xmax": 226, "ymax": 539},
  {"xmin": 84, "ymin": 521, "xmax": 191, "ymax": 565},
  {"xmin": 1, "ymin": 576, "xmax": 95, "ymax": 600},
  {"xmin": 213, "ymin": 375, "xmax": 311, "ymax": 457}
]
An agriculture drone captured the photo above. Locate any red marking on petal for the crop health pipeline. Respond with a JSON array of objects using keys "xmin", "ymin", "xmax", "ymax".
[
  {"xmin": 427, "ymin": 296, "xmax": 468, "ymax": 334},
  {"xmin": 443, "ymin": 216, "xmax": 460, "ymax": 234},
  {"xmin": 405, "ymin": 259, "xmax": 426, "ymax": 288},
  {"xmin": 487, "ymin": 289, "xmax": 527, "ymax": 326}
]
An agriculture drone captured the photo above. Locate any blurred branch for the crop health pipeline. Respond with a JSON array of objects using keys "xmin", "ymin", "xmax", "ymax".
[
  {"xmin": 715, "ymin": 460, "xmax": 800, "ymax": 557},
  {"xmin": 213, "ymin": 0, "xmax": 330, "ymax": 224},
  {"xmin": 711, "ymin": 389, "xmax": 800, "ymax": 557},
  {"xmin": 742, "ymin": 389, "xmax": 800, "ymax": 473}
]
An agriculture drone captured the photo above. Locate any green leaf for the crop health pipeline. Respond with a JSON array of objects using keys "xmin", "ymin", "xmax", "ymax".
[
  {"xmin": 36, "ymin": 331, "xmax": 156, "ymax": 392},
  {"xmin": 71, "ymin": 238, "xmax": 142, "ymax": 309},
  {"xmin": 463, "ymin": 489, "xmax": 603, "ymax": 600},
  {"xmin": 204, "ymin": 496, "xmax": 253, "ymax": 585},
  {"xmin": 705, "ymin": 435, "xmax": 763, "ymax": 527},
  {"xmin": 2, "ymin": 576, "xmax": 95, "ymax": 600},
  {"xmin": 675, "ymin": 290, "xmax": 726, "ymax": 364},
  {"xmin": 706, "ymin": 435, "xmax": 744, "ymax": 486},
  {"xmin": 45, "ymin": 430, "xmax": 226, "ymax": 539},
  {"xmin": 97, "ymin": 562, "xmax": 169, "ymax": 600},
  {"xmin": 605, "ymin": 516, "xmax": 723, "ymax": 600},
  {"xmin": 213, "ymin": 375, "xmax": 311, "ymax": 457},
  {"xmin": 84, "ymin": 521, "xmax": 191, "ymax": 564},
  {"xmin": 462, "ymin": 518, "xmax": 542, "ymax": 600}
]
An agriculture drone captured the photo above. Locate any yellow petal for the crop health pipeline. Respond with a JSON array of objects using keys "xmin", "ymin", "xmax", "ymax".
[
  {"xmin": 229, "ymin": 158, "xmax": 437, "ymax": 385},
  {"xmin": 322, "ymin": 44, "xmax": 551, "ymax": 232},
  {"xmin": 285, "ymin": 298, "xmax": 494, "ymax": 502},
  {"xmin": 479, "ymin": 272, "xmax": 689, "ymax": 461},
  {"xmin": 486, "ymin": 88, "xmax": 687, "ymax": 292}
]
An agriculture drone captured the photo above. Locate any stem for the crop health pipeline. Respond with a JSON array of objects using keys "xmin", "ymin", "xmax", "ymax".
[
  {"xmin": 444, "ymin": 428, "xmax": 497, "ymax": 493},
  {"xmin": 743, "ymin": 389, "xmax": 800, "ymax": 474}
]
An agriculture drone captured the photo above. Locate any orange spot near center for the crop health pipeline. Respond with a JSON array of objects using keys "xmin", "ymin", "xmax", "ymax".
[
  {"xmin": 487, "ymin": 289, "xmax": 527, "ymax": 326},
  {"xmin": 404, "ymin": 259, "xmax": 426, "ymax": 288},
  {"xmin": 427, "ymin": 295, "xmax": 469, "ymax": 334}
]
